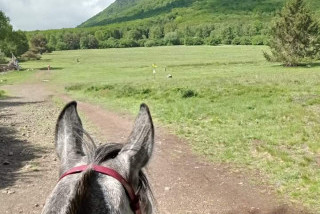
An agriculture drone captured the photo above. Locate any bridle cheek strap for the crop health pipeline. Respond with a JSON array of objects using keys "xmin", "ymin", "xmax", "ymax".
[{"xmin": 59, "ymin": 165, "xmax": 141, "ymax": 214}]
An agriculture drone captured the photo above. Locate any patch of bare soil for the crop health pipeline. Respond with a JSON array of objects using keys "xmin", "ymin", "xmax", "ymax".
[
  {"xmin": 0, "ymin": 81, "xmax": 314, "ymax": 214},
  {"xmin": 0, "ymin": 85, "xmax": 58, "ymax": 214}
]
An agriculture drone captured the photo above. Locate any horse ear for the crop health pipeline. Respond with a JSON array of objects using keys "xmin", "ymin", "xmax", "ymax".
[
  {"xmin": 55, "ymin": 101, "xmax": 85, "ymax": 174},
  {"xmin": 119, "ymin": 104, "xmax": 154, "ymax": 176}
]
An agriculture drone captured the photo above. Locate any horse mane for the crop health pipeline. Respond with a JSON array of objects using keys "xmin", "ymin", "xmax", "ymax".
[{"xmin": 66, "ymin": 130, "xmax": 155, "ymax": 214}]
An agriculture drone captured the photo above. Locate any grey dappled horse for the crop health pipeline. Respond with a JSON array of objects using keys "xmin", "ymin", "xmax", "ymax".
[{"xmin": 42, "ymin": 101, "xmax": 155, "ymax": 214}]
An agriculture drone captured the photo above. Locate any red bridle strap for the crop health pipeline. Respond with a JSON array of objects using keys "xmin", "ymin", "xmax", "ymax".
[{"xmin": 59, "ymin": 165, "xmax": 141, "ymax": 214}]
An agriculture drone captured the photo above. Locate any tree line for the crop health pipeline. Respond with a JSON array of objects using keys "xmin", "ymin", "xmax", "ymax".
[
  {"xmin": 0, "ymin": 7, "xmax": 270, "ymax": 62},
  {"xmin": 26, "ymin": 21, "xmax": 269, "ymax": 53}
]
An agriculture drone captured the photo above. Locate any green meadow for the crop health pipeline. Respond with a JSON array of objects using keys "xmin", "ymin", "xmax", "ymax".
[{"xmin": 8, "ymin": 46, "xmax": 320, "ymax": 211}]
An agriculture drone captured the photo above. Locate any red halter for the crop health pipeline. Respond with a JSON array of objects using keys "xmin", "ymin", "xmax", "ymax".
[{"xmin": 59, "ymin": 165, "xmax": 141, "ymax": 214}]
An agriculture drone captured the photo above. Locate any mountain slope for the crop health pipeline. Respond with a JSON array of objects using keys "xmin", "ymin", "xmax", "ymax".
[
  {"xmin": 79, "ymin": 0, "xmax": 320, "ymax": 28},
  {"xmin": 79, "ymin": 0, "xmax": 193, "ymax": 27}
]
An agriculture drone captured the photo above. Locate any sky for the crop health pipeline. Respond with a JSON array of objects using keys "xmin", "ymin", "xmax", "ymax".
[{"xmin": 0, "ymin": 0, "xmax": 115, "ymax": 31}]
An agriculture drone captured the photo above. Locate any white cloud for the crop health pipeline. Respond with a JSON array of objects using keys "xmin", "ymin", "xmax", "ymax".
[{"xmin": 0, "ymin": 0, "xmax": 115, "ymax": 31}]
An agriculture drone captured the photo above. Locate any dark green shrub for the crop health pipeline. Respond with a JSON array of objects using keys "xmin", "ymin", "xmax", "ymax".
[
  {"xmin": 99, "ymin": 38, "xmax": 120, "ymax": 48},
  {"xmin": 141, "ymin": 88, "xmax": 151, "ymax": 94},
  {"xmin": 205, "ymin": 36, "xmax": 221, "ymax": 46},
  {"xmin": 20, "ymin": 49, "xmax": 41, "ymax": 61},
  {"xmin": 125, "ymin": 29, "xmax": 143, "ymax": 40},
  {"xmin": 251, "ymin": 35, "xmax": 264, "ymax": 45},
  {"xmin": 47, "ymin": 35, "xmax": 57, "ymax": 51},
  {"xmin": 149, "ymin": 26, "xmax": 164, "ymax": 39},
  {"xmin": 184, "ymin": 37, "xmax": 204, "ymax": 45},
  {"xmin": 99, "ymin": 41, "xmax": 110, "ymax": 48},
  {"xmin": 220, "ymin": 26, "xmax": 235, "ymax": 45},
  {"xmin": 145, "ymin": 40, "xmax": 157, "ymax": 47},
  {"xmin": 80, "ymin": 36, "xmax": 88, "ymax": 49},
  {"xmin": 119, "ymin": 38, "xmax": 139, "ymax": 47},
  {"xmin": 181, "ymin": 89, "xmax": 197, "ymax": 98},
  {"xmin": 164, "ymin": 32, "xmax": 180, "ymax": 45},
  {"xmin": 117, "ymin": 85, "xmax": 137, "ymax": 97},
  {"xmin": 65, "ymin": 84, "xmax": 85, "ymax": 91},
  {"xmin": 85, "ymin": 86, "xmax": 101, "ymax": 92},
  {"xmin": 56, "ymin": 41, "xmax": 68, "ymax": 51},
  {"xmin": 63, "ymin": 33, "xmax": 80, "ymax": 50},
  {"xmin": 174, "ymin": 88, "xmax": 198, "ymax": 98},
  {"xmin": 80, "ymin": 35, "xmax": 98, "ymax": 49},
  {"xmin": 85, "ymin": 84, "xmax": 115, "ymax": 92},
  {"xmin": 137, "ymin": 39, "xmax": 146, "ymax": 47},
  {"xmin": 239, "ymin": 36, "xmax": 252, "ymax": 45},
  {"xmin": 231, "ymin": 37, "xmax": 241, "ymax": 45}
]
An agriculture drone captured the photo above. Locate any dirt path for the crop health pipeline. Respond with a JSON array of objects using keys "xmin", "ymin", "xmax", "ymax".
[
  {"xmin": 0, "ymin": 83, "xmax": 58, "ymax": 214},
  {"xmin": 0, "ymin": 79, "xmax": 312, "ymax": 214}
]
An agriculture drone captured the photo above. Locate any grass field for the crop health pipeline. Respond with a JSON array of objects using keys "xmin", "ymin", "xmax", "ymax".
[{"xmin": 8, "ymin": 46, "xmax": 320, "ymax": 211}]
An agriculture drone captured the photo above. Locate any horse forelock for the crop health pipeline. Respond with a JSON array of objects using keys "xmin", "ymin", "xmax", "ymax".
[{"xmin": 66, "ymin": 168, "xmax": 95, "ymax": 214}]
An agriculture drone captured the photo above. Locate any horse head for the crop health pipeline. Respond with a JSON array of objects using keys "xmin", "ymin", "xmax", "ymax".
[{"xmin": 42, "ymin": 101, "xmax": 155, "ymax": 214}]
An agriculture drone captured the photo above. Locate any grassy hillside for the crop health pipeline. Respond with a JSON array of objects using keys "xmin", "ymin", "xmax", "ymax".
[
  {"xmin": 26, "ymin": 0, "xmax": 320, "ymax": 52},
  {"xmin": 79, "ymin": 0, "xmax": 320, "ymax": 28},
  {"xmin": 79, "ymin": 0, "xmax": 194, "ymax": 27},
  {"xmin": 17, "ymin": 46, "xmax": 320, "ymax": 212}
]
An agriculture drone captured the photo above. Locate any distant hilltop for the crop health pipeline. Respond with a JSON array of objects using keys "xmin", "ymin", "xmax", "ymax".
[{"xmin": 78, "ymin": 0, "xmax": 320, "ymax": 28}]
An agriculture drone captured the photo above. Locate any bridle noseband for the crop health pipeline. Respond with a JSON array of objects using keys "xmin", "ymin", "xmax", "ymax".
[{"xmin": 59, "ymin": 165, "xmax": 141, "ymax": 214}]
